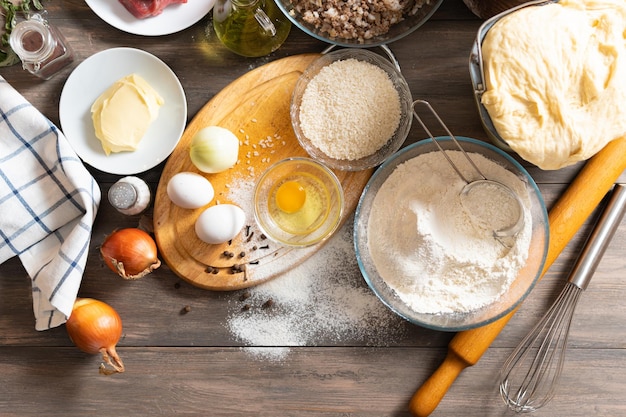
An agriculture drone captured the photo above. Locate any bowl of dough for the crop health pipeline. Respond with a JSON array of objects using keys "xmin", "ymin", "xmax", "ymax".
[
  {"xmin": 353, "ymin": 137, "xmax": 549, "ymax": 332},
  {"xmin": 469, "ymin": 0, "xmax": 626, "ymax": 170},
  {"xmin": 275, "ymin": 0, "xmax": 443, "ymax": 47},
  {"xmin": 291, "ymin": 48, "xmax": 413, "ymax": 171}
]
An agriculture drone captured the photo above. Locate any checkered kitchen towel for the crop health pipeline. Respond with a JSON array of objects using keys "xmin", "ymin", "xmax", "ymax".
[{"xmin": 0, "ymin": 76, "xmax": 100, "ymax": 330}]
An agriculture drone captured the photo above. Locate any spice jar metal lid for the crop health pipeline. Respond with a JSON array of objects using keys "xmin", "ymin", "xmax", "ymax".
[{"xmin": 108, "ymin": 181, "xmax": 138, "ymax": 210}]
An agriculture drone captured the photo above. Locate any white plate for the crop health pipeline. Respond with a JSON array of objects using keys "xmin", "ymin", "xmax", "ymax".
[
  {"xmin": 59, "ymin": 48, "xmax": 187, "ymax": 175},
  {"xmin": 85, "ymin": 0, "xmax": 216, "ymax": 36}
]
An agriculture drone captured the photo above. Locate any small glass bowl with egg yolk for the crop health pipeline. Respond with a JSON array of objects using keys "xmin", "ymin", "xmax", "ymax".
[{"xmin": 254, "ymin": 157, "xmax": 344, "ymax": 247}]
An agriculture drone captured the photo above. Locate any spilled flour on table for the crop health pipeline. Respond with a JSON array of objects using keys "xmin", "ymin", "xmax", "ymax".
[{"xmin": 224, "ymin": 215, "xmax": 409, "ymax": 362}]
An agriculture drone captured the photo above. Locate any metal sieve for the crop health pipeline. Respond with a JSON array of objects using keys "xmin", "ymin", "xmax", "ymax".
[{"xmin": 411, "ymin": 100, "xmax": 525, "ymax": 246}]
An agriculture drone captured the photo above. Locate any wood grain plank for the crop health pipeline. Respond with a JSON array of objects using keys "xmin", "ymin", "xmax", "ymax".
[
  {"xmin": 1, "ymin": 1, "xmax": 625, "ymax": 416},
  {"xmin": 0, "ymin": 347, "xmax": 624, "ymax": 417}
]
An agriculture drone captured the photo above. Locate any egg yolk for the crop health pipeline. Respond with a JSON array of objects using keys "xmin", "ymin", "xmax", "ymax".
[{"xmin": 276, "ymin": 180, "xmax": 306, "ymax": 213}]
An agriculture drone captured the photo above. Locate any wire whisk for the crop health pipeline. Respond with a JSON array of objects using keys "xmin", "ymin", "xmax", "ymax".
[{"xmin": 499, "ymin": 184, "xmax": 626, "ymax": 413}]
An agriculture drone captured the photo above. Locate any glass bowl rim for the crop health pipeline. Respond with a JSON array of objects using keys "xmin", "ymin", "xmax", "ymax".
[
  {"xmin": 353, "ymin": 136, "xmax": 550, "ymax": 331},
  {"xmin": 274, "ymin": 0, "xmax": 445, "ymax": 47},
  {"xmin": 254, "ymin": 156, "xmax": 345, "ymax": 247}
]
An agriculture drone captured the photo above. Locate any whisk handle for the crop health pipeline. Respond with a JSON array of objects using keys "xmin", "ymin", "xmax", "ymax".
[{"xmin": 569, "ymin": 184, "xmax": 626, "ymax": 290}]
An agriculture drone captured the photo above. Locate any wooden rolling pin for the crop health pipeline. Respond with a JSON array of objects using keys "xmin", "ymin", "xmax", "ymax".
[{"xmin": 409, "ymin": 137, "xmax": 626, "ymax": 417}]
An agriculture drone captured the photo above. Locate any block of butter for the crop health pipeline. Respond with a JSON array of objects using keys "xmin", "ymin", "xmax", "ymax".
[{"xmin": 91, "ymin": 73, "xmax": 164, "ymax": 155}]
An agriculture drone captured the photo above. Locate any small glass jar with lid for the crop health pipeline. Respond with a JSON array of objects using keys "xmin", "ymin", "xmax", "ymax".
[{"xmin": 9, "ymin": 13, "xmax": 74, "ymax": 80}]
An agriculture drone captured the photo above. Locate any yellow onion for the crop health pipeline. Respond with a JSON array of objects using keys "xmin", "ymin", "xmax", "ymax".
[
  {"xmin": 66, "ymin": 298, "xmax": 125, "ymax": 375},
  {"xmin": 189, "ymin": 126, "xmax": 239, "ymax": 173},
  {"xmin": 100, "ymin": 228, "xmax": 161, "ymax": 280}
]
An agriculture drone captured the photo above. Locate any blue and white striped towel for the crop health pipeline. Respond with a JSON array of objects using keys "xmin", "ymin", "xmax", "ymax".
[{"xmin": 0, "ymin": 76, "xmax": 101, "ymax": 330}]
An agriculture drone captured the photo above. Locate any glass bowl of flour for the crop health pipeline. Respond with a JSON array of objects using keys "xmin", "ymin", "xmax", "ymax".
[{"xmin": 353, "ymin": 137, "xmax": 549, "ymax": 331}]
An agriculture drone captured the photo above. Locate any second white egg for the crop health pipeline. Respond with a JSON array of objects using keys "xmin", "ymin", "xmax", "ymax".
[
  {"xmin": 167, "ymin": 172, "xmax": 214, "ymax": 209},
  {"xmin": 195, "ymin": 204, "xmax": 246, "ymax": 244}
]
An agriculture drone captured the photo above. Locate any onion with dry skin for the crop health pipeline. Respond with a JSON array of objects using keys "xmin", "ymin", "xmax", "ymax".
[
  {"xmin": 100, "ymin": 228, "xmax": 161, "ymax": 280},
  {"xmin": 66, "ymin": 298, "xmax": 125, "ymax": 375}
]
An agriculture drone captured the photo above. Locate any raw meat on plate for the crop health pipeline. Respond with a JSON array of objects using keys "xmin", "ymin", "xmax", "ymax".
[{"xmin": 119, "ymin": 0, "xmax": 188, "ymax": 19}]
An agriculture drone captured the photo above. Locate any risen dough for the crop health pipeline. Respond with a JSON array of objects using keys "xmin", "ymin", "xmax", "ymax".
[{"xmin": 481, "ymin": 0, "xmax": 626, "ymax": 170}]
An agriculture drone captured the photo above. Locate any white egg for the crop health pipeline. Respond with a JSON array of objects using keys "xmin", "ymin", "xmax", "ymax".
[
  {"xmin": 195, "ymin": 204, "xmax": 246, "ymax": 244},
  {"xmin": 167, "ymin": 172, "xmax": 214, "ymax": 209}
]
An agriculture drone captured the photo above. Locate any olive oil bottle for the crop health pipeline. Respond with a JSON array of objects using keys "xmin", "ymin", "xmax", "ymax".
[{"xmin": 213, "ymin": 0, "xmax": 291, "ymax": 57}]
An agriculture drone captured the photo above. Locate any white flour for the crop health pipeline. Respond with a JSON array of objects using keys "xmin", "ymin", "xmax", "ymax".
[
  {"xmin": 225, "ymin": 190, "xmax": 408, "ymax": 361},
  {"xmin": 367, "ymin": 150, "xmax": 532, "ymax": 314},
  {"xmin": 219, "ymin": 115, "xmax": 408, "ymax": 361}
]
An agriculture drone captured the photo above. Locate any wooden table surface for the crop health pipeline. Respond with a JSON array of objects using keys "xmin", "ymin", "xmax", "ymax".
[{"xmin": 1, "ymin": 1, "xmax": 625, "ymax": 416}]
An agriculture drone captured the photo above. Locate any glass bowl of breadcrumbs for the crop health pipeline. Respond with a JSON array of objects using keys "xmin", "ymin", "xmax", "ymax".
[{"xmin": 291, "ymin": 48, "xmax": 413, "ymax": 171}]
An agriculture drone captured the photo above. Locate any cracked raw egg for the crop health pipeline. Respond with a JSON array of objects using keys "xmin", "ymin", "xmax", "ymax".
[
  {"xmin": 254, "ymin": 158, "xmax": 344, "ymax": 247},
  {"xmin": 275, "ymin": 180, "xmax": 306, "ymax": 213},
  {"xmin": 268, "ymin": 172, "xmax": 329, "ymax": 235}
]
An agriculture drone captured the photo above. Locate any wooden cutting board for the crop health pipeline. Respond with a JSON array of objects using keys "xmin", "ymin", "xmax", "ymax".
[{"xmin": 153, "ymin": 54, "xmax": 374, "ymax": 291}]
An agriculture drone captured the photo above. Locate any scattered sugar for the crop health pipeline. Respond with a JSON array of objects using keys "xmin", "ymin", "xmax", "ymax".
[
  {"xmin": 221, "ymin": 132, "xmax": 406, "ymax": 362},
  {"xmin": 224, "ymin": 213, "xmax": 408, "ymax": 361},
  {"xmin": 241, "ymin": 347, "xmax": 290, "ymax": 362}
]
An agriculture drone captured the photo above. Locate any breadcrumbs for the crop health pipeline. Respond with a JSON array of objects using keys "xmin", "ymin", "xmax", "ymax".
[{"xmin": 299, "ymin": 58, "xmax": 401, "ymax": 161}]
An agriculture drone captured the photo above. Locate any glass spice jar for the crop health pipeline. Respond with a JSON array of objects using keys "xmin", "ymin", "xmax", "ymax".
[{"xmin": 9, "ymin": 13, "xmax": 74, "ymax": 80}]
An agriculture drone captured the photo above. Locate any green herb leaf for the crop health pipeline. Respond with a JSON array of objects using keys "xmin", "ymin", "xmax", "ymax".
[
  {"xmin": 0, "ymin": 0, "xmax": 46, "ymax": 66},
  {"xmin": 0, "ymin": 46, "xmax": 20, "ymax": 66}
]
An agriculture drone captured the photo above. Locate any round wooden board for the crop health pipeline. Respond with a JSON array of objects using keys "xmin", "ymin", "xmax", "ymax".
[{"xmin": 153, "ymin": 53, "xmax": 374, "ymax": 291}]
